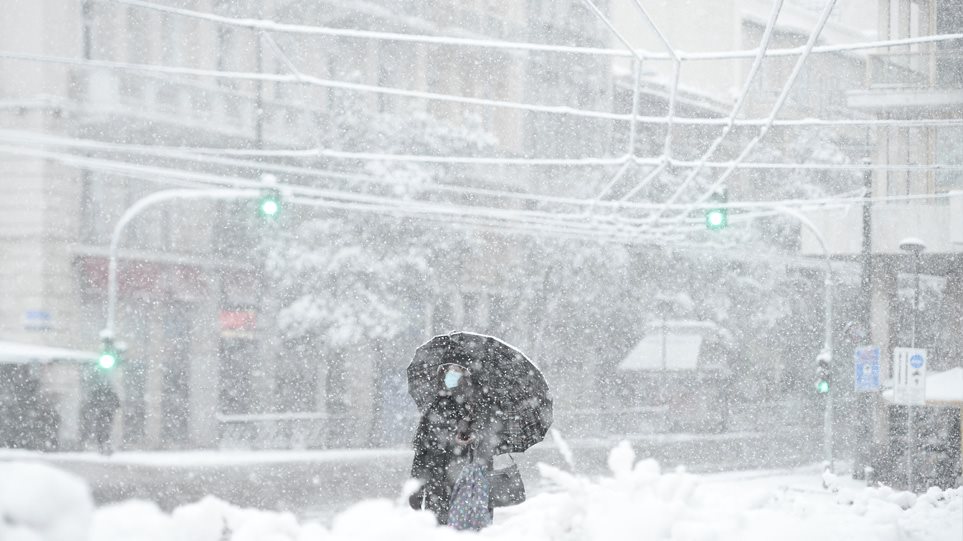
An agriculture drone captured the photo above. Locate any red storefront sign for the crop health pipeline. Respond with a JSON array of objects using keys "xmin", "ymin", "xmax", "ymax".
[{"xmin": 219, "ymin": 310, "xmax": 257, "ymax": 337}]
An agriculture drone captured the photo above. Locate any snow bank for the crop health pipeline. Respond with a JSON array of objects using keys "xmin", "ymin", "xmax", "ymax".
[
  {"xmin": 0, "ymin": 462, "xmax": 93, "ymax": 541},
  {"xmin": 86, "ymin": 442, "xmax": 961, "ymax": 541},
  {"xmin": 3, "ymin": 447, "xmax": 961, "ymax": 541}
]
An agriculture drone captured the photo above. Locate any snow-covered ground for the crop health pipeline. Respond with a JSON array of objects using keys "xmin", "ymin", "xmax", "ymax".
[{"xmin": 2, "ymin": 442, "xmax": 960, "ymax": 541}]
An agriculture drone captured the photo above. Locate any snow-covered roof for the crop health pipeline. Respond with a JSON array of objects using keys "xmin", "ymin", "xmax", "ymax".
[
  {"xmin": 618, "ymin": 334, "xmax": 703, "ymax": 371},
  {"xmin": 740, "ymin": 0, "xmax": 877, "ymax": 60},
  {"xmin": 882, "ymin": 367, "xmax": 963, "ymax": 407},
  {"xmin": 0, "ymin": 341, "xmax": 98, "ymax": 364}
]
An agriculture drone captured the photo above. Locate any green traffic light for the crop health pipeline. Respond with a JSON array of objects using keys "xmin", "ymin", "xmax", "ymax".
[
  {"xmin": 704, "ymin": 190, "xmax": 728, "ymax": 231},
  {"xmin": 258, "ymin": 196, "xmax": 280, "ymax": 219},
  {"xmin": 98, "ymin": 352, "xmax": 117, "ymax": 370},
  {"xmin": 705, "ymin": 208, "xmax": 727, "ymax": 230},
  {"xmin": 816, "ymin": 380, "xmax": 830, "ymax": 394}
]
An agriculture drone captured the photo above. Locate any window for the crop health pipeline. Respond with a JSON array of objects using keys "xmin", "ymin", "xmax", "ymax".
[{"xmin": 936, "ymin": 126, "xmax": 963, "ymax": 192}]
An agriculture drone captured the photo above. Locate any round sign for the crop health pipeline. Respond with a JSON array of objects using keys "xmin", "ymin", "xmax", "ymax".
[{"xmin": 910, "ymin": 354, "xmax": 924, "ymax": 369}]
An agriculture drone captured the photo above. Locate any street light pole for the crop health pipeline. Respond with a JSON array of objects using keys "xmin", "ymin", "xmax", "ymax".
[
  {"xmin": 660, "ymin": 298, "xmax": 668, "ymax": 432},
  {"xmin": 773, "ymin": 206, "xmax": 835, "ymax": 470},
  {"xmin": 102, "ymin": 188, "xmax": 259, "ymax": 340},
  {"xmin": 712, "ymin": 205, "xmax": 835, "ymax": 467},
  {"xmin": 911, "ymin": 251, "xmax": 921, "ymax": 350},
  {"xmin": 856, "ymin": 157, "xmax": 873, "ymax": 481},
  {"xmin": 899, "ymin": 237, "xmax": 926, "ymax": 492}
]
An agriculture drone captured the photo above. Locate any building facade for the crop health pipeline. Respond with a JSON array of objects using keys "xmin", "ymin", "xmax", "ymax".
[
  {"xmin": 800, "ymin": 0, "xmax": 963, "ymax": 488},
  {"xmin": 0, "ymin": 0, "xmax": 615, "ymax": 449}
]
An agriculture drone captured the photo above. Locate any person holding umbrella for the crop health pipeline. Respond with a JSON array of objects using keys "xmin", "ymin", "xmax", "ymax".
[
  {"xmin": 407, "ymin": 332, "xmax": 552, "ymax": 528},
  {"xmin": 408, "ymin": 361, "xmax": 494, "ymax": 525}
]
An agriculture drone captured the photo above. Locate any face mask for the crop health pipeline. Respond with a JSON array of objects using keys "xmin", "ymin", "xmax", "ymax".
[{"xmin": 444, "ymin": 370, "xmax": 462, "ymax": 389}]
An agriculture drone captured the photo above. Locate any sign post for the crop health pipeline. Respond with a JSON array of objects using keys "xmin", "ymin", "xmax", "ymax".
[
  {"xmin": 893, "ymin": 347, "xmax": 927, "ymax": 491},
  {"xmin": 854, "ymin": 346, "xmax": 881, "ymax": 392},
  {"xmin": 893, "ymin": 347, "xmax": 927, "ymax": 406}
]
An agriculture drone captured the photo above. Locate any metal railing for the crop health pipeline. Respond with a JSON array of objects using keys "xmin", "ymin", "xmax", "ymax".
[
  {"xmin": 218, "ymin": 412, "xmax": 357, "ymax": 450},
  {"xmin": 216, "ymin": 411, "xmax": 421, "ymax": 450},
  {"xmin": 214, "ymin": 398, "xmax": 818, "ymax": 451},
  {"xmin": 866, "ymin": 46, "xmax": 963, "ymax": 90}
]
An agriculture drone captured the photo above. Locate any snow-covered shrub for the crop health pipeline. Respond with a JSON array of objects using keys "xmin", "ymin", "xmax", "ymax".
[{"xmin": 0, "ymin": 462, "xmax": 93, "ymax": 541}]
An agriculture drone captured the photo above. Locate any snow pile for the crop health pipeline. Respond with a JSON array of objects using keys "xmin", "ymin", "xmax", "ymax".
[
  {"xmin": 494, "ymin": 442, "xmax": 712, "ymax": 541},
  {"xmin": 0, "ymin": 462, "xmax": 93, "ymax": 541},
  {"xmin": 84, "ymin": 445, "xmax": 963, "ymax": 541},
  {"xmin": 831, "ymin": 484, "xmax": 963, "ymax": 541},
  {"xmin": 90, "ymin": 497, "xmax": 322, "ymax": 541},
  {"xmin": 3, "ymin": 448, "xmax": 961, "ymax": 541}
]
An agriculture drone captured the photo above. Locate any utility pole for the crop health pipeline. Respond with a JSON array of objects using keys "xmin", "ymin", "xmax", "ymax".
[
  {"xmin": 653, "ymin": 294, "xmax": 675, "ymax": 433},
  {"xmin": 254, "ymin": 29, "xmax": 264, "ymax": 148},
  {"xmin": 252, "ymin": 12, "xmax": 279, "ymax": 422},
  {"xmin": 660, "ymin": 299, "xmax": 668, "ymax": 432},
  {"xmin": 855, "ymin": 157, "xmax": 873, "ymax": 480},
  {"xmin": 898, "ymin": 237, "xmax": 926, "ymax": 492},
  {"xmin": 79, "ymin": 0, "xmax": 94, "ymax": 242}
]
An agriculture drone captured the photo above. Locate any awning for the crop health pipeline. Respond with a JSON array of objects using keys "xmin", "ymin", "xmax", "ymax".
[
  {"xmin": 0, "ymin": 341, "xmax": 98, "ymax": 364},
  {"xmin": 618, "ymin": 334, "xmax": 703, "ymax": 371},
  {"xmin": 882, "ymin": 367, "xmax": 963, "ymax": 407}
]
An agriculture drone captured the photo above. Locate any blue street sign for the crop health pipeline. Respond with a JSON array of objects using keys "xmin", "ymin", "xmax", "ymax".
[
  {"xmin": 23, "ymin": 310, "xmax": 52, "ymax": 331},
  {"xmin": 909, "ymin": 354, "xmax": 924, "ymax": 369},
  {"xmin": 854, "ymin": 346, "xmax": 881, "ymax": 392}
]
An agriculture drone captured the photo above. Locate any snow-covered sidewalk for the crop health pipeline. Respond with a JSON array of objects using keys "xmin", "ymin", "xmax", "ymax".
[{"xmin": 2, "ymin": 442, "xmax": 959, "ymax": 541}]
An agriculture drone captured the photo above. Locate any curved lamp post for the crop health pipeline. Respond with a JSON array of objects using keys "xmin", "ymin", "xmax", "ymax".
[
  {"xmin": 101, "ymin": 188, "xmax": 260, "ymax": 341},
  {"xmin": 774, "ymin": 205, "xmax": 835, "ymax": 471}
]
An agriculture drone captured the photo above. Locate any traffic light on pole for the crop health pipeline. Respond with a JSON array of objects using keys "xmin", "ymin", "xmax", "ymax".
[
  {"xmin": 98, "ymin": 338, "xmax": 119, "ymax": 371},
  {"xmin": 704, "ymin": 190, "xmax": 728, "ymax": 231},
  {"xmin": 257, "ymin": 189, "xmax": 281, "ymax": 220},
  {"xmin": 815, "ymin": 351, "xmax": 831, "ymax": 394}
]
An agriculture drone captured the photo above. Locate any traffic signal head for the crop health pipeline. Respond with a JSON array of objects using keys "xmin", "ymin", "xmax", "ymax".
[
  {"xmin": 98, "ymin": 340, "xmax": 118, "ymax": 371},
  {"xmin": 705, "ymin": 208, "xmax": 727, "ymax": 230},
  {"xmin": 815, "ymin": 351, "xmax": 831, "ymax": 393},
  {"xmin": 258, "ymin": 190, "xmax": 281, "ymax": 219},
  {"xmin": 704, "ymin": 191, "xmax": 728, "ymax": 231},
  {"xmin": 98, "ymin": 350, "xmax": 117, "ymax": 370}
]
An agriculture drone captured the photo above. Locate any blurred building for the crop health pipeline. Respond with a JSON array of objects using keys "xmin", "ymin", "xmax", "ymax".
[
  {"xmin": 607, "ymin": 0, "xmax": 876, "ymax": 135},
  {"xmin": 603, "ymin": 0, "xmax": 879, "ymax": 409},
  {"xmin": 800, "ymin": 0, "xmax": 963, "ymax": 488},
  {"xmin": 0, "ymin": 0, "xmax": 613, "ymax": 449}
]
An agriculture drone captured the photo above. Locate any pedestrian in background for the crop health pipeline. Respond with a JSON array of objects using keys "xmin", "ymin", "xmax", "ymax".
[{"xmin": 81, "ymin": 375, "xmax": 120, "ymax": 454}]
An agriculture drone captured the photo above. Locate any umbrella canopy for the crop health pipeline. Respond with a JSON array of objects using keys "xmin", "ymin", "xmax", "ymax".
[{"xmin": 407, "ymin": 331, "xmax": 553, "ymax": 453}]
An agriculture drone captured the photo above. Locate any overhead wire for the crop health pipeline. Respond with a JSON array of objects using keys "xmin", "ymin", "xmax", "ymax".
[
  {"xmin": 5, "ymin": 134, "xmax": 956, "ymax": 212},
  {"xmin": 4, "ymin": 52, "xmax": 962, "ymax": 131},
  {"xmin": 7, "ymin": 1, "xmax": 958, "ymax": 246},
  {"xmin": 628, "ymin": 0, "xmax": 785, "ymax": 205},
  {"xmin": 4, "ymin": 140, "xmax": 913, "ymax": 242},
  {"xmin": 0, "ymin": 143, "xmax": 666, "ymax": 239},
  {"xmin": 0, "ymin": 130, "xmax": 651, "ymax": 212},
  {"xmin": 658, "ymin": 0, "xmax": 841, "ymax": 225},
  {"xmin": 9, "ymin": 127, "xmax": 958, "ymax": 173},
  {"xmin": 112, "ymin": 0, "xmax": 963, "ymax": 62},
  {"xmin": 610, "ymin": 0, "xmax": 684, "ymax": 201}
]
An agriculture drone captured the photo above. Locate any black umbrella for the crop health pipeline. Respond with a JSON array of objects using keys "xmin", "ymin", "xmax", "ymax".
[{"xmin": 407, "ymin": 331, "xmax": 553, "ymax": 454}]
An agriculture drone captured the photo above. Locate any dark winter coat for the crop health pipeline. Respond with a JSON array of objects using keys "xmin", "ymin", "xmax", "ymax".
[
  {"xmin": 408, "ymin": 386, "xmax": 497, "ymax": 524},
  {"xmin": 82, "ymin": 383, "xmax": 120, "ymax": 444}
]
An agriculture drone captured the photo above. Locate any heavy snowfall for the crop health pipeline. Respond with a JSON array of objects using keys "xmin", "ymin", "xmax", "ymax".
[{"xmin": 0, "ymin": 0, "xmax": 962, "ymax": 539}]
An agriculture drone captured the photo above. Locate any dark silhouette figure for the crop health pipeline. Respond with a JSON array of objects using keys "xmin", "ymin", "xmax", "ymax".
[
  {"xmin": 81, "ymin": 378, "xmax": 120, "ymax": 454},
  {"xmin": 408, "ymin": 363, "xmax": 496, "ymax": 525},
  {"xmin": 0, "ymin": 365, "xmax": 61, "ymax": 450}
]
